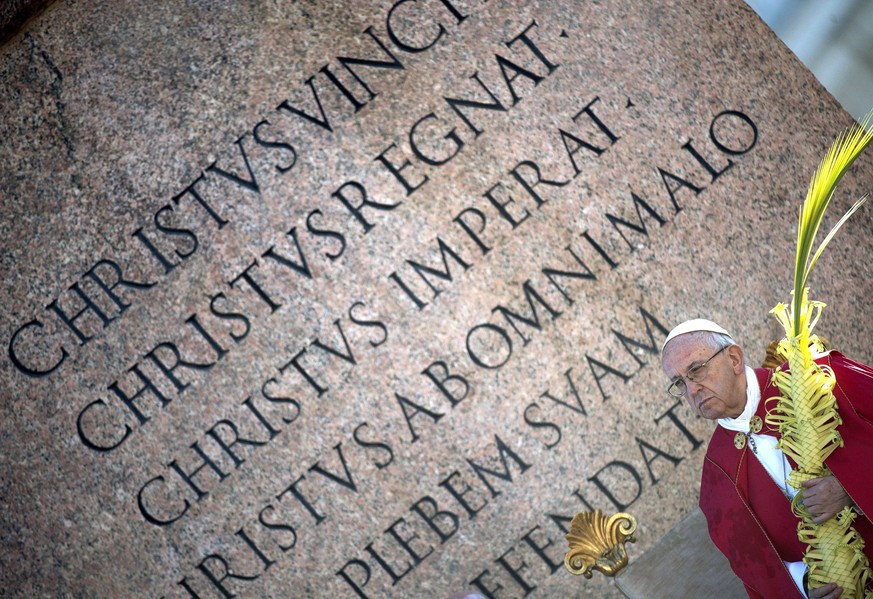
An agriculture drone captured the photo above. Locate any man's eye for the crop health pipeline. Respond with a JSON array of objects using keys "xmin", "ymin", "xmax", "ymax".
[{"xmin": 686, "ymin": 365, "xmax": 704, "ymax": 380}]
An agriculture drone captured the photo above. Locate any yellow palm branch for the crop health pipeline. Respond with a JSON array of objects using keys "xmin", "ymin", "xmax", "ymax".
[
  {"xmin": 790, "ymin": 114, "xmax": 873, "ymax": 335},
  {"xmin": 768, "ymin": 113, "xmax": 873, "ymax": 599}
]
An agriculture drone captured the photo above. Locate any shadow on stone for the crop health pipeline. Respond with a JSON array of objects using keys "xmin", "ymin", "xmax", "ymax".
[
  {"xmin": 615, "ymin": 508, "xmax": 746, "ymax": 599},
  {"xmin": 1, "ymin": 0, "xmax": 55, "ymax": 47}
]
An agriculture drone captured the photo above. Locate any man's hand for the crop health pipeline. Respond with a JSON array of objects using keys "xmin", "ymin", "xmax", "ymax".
[
  {"xmin": 808, "ymin": 582, "xmax": 842, "ymax": 599},
  {"xmin": 801, "ymin": 476, "xmax": 853, "ymax": 524}
]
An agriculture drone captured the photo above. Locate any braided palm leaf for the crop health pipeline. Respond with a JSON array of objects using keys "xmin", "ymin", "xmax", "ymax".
[{"xmin": 767, "ymin": 114, "xmax": 873, "ymax": 598}]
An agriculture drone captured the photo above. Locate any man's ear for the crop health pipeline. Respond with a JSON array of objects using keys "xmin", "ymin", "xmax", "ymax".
[{"xmin": 726, "ymin": 344, "xmax": 745, "ymax": 374}]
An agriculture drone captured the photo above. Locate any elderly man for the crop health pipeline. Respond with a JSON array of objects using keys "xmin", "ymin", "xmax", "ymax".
[{"xmin": 661, "ymin": 319, "xmax": 873, "ymax": 599}]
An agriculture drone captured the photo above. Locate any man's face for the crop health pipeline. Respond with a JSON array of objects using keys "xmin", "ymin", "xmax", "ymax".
[{"xmin": 661, "ymin": 335, "xmax": 747, "ymax": 420}]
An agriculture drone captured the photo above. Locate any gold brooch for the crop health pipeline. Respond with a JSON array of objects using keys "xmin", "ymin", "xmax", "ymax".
[
  {"xmin": 734, "ymin": 415, "xmax": 763, "ymax": 449},
  {"xmin": 749, "ymin": 415, "xmax": 763, "ymax": 433}
]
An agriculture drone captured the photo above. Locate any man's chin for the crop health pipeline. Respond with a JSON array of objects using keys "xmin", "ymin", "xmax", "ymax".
[{"xmin": 698, "ymin": 400, "xmax": 720, "ymax": 420}]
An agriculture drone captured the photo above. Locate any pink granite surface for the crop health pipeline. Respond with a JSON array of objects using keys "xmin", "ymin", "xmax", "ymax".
[{"xmin": 1, "ymin": 1, "xmax": 872, "ymax": 598}]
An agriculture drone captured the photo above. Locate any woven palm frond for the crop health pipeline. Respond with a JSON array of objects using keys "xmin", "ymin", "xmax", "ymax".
[{"xmin": 767, "ymin": 113, "xmax": 873, "ymax": 598}]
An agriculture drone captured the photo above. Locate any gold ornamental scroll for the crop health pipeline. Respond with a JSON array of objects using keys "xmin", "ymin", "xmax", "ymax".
[{"xmin": 564, "ymin": 510, "xmax": 638, "ymax": 579}]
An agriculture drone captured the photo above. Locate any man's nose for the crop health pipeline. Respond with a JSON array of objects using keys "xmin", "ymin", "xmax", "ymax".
[{"xmin": 685, "ymin": 379, "xmax": 704, "ymax": 396}]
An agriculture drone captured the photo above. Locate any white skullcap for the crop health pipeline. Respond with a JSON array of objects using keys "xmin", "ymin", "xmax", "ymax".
[{"xmin": 661, "ymin": 318, "xmax": 733, "ymax": 352}]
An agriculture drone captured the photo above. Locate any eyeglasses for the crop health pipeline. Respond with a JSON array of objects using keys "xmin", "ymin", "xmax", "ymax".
[{"xmin": 666, "ymin": 345, "xmax": 730, "ymax": 397}]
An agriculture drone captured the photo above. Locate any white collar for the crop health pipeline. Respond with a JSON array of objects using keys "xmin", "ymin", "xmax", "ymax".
[{"xmin": 717, "ymin": 366, "xmax": 759, "ymax": 433}]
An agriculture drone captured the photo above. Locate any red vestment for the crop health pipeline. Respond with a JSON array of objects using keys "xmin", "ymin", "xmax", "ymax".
[{"xmin": 700, "ymin": 352, "xmax": 873, "ymax": 598}]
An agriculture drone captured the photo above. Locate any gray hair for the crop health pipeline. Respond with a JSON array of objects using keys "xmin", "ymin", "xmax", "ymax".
[
  {"xmin": 683, "ymin": 331, "xmax": 735, "ymax": 351},
  {"xmin": 668, "ymin": 330, "xmax": 747, "ymax": 366}
]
